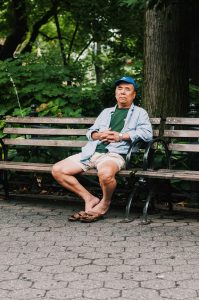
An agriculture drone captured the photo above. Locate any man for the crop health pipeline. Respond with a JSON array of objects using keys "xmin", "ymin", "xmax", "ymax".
[{"xmin": 52, "ymin": 76, "xmax": 152, "ymax": 222}]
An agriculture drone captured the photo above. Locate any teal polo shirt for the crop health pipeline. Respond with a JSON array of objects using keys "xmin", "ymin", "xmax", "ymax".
[{"xmin": 96, "ymin": 107, "xmax": 129, "ymax": 153}]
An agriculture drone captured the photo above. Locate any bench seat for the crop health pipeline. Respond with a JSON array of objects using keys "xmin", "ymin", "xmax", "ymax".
[
  {"xmin": 136, "ymin": 169, "xmax": 199, "ymax": 181},
  {"xmin": 0, "ymin": 116, "xmax": 161, "ymax": 221},
  {"xmin": 0, "ymin": 161, "xmax": 135, "ymax": 177}
]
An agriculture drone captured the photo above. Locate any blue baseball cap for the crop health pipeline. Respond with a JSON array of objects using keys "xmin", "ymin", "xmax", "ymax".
[{"xmin": 115, "ymin": 76, "xmax": 137, "ymax": 90}]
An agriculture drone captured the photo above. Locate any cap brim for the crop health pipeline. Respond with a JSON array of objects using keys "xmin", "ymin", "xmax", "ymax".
[{"xmin": 115, "ymin": 80, "xmax": 136, "ymax": 90}]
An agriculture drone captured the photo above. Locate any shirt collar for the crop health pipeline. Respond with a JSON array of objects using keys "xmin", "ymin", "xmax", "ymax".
[{"xmin": 112, "ymin": 103, "xmax": 135, "ymax": 111}]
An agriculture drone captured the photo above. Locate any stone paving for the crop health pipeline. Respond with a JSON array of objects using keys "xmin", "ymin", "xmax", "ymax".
[{"xmin": 0, "ymin": 197, "xmax": 199, "ymax": 300}]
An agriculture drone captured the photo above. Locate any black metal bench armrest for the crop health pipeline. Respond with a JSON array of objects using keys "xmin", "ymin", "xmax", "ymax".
[
  {"xmin": 125, "ymin": 138, "xmax": 147, "ymax": 169},
  {"xmin": 142, "ymin": 137, "xmax": 170, "ymax": 170}
]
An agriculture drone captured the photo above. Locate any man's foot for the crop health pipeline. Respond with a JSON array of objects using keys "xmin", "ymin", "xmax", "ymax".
[
  {"xmin": 89, "ymin": 199, "xmax": 110, "ymax": 215},
  {"xmin": 85, "ymin": 196, "xmax": 100, "ymax": 212}
]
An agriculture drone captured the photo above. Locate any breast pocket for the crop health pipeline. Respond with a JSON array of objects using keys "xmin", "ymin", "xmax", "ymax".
[{"xmin": 99, "ymin": 123, "xmax": 109, "ymax": 131}]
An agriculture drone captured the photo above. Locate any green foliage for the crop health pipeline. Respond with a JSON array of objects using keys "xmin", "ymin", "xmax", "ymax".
[
  {"xmin": 0, "ymin": 0, "xmax": 145, "ymax": 85},
  {"xmin": 119, "ymin": 0, "xmax": 144, "ymax": 7},
  {"xmin": 122, "ymin": 0, "xmax": 173, "ymax": 10},
  {"xmin": 0, "ymin": 119, "xmax": 5, "ymax": 139},
  {"xmin": 0, "ymin": 51, "xmax": 87, "ymax": 117},
  {"xmin": 0, "ymin": 49, "xmax": 143, "ymax": 120},
  {"xmin": 0, "ymin": 2, "xmax": 9, "ymax": 35},
  {"xmin": 146, "ymin": 0, "xmax": 171, "ymax": 10},
  {"xmin": 0, "ymin": 0, "xmax": 146, "ymax": 122},
  {"xmin": 189, "ymin": 84, "xmax": 199, "ymax": 105}
]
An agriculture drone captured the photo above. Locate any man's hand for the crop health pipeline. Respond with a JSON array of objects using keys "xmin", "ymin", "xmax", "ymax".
[
  {"xmin": 92, "ymin": 129, "xmax": 111, "ymax": 143},
  {"xmin": 99, "ymin": 129, "xmax": 112, "ymax": 143},
  {"xmin": 104, "ymin": 131, "xmax": 120, "ymax": 143},
  {"xmin": 92, "ymin": 129, "xmax": 124, "ymax": 143}
]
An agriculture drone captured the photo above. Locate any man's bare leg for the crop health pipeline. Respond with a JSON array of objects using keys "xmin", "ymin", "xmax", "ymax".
[
  {"xmin": 51, "ymin": 158, "xmax": 100, "ymax": 211},
  {"xmin": 90, "ymin": 161, "xmax": 119, "ymax": 215}
]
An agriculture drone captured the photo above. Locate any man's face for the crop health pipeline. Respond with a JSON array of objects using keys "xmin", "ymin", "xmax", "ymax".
[{"xmin": 115, "ymin": 82, "xmax": 136, "ymax": 108}]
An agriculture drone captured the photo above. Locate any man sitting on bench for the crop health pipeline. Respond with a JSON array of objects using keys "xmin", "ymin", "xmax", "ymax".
[{"xmin": 52, "ymin": 76, "xmax": 152, "ymax": 222}]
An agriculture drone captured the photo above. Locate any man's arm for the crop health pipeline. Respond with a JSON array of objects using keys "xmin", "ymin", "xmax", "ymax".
[
  {"xmin": 86, "ymin": 109, "xmax": 109, "ymax": 141},
  {"xmin": 126, "ymin": 109, "xmax": 153, "ymax": 143}
]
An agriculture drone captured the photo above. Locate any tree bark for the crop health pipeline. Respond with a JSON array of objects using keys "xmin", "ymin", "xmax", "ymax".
[
  {"xmin": 143, "ymin": 0, "xmax": 189, "ymax": 117},
  {"xmin": 189, "ymin": 0, "xmax": 199, "ymax": 85},
  {"xmin": 0, "ymin": 0, "xmax": 28, "ymax": 60},
  {"xmin": 68, "ymin": 23, "xmax": 79, "ymax": 63},
  {"xmin": 94, "ymin": 42, "xmax": 103, "ymax": 84},
  {"xmin": 53, "ymin": 8, "xmax": 67, "ymax": 66}
]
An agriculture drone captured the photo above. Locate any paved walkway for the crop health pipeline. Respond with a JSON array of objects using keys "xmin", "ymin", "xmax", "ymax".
[{"xmin": 0, "ymin": 197, "xmax": 199, "ymax": 300}]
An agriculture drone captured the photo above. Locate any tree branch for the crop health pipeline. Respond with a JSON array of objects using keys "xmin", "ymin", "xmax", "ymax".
[
  {"xmin": 53, "ymin": 6, "xmax": 67, "ymax": 66},
  {"xmin": 75, "ymin": 38, "xmax": 94, "ymax": 63},
  {"xmin": 67, "ymin": 23, "xmax": 79, "ymax": 63},
  {"xmin": 22, "ymin": 7, "xmax": 57, "ymax": 53},
  {"xmin": 0, "ymin": 0, "xmax": 28, "ymax": 60}
]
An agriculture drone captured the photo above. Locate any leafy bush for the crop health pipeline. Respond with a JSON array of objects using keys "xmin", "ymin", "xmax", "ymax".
[
  {"xmin": 189, "ymin": 84, "xmax": 199, "ymax": 111},
  {"xmin": 0, "ymin": 52, "xmax": 87, "ymax": 117}
]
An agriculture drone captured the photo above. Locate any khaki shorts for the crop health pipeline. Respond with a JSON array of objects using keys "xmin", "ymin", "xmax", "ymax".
[{"xmin": 67, "ymin": 152, "xmax": 126, "ymax": 172}]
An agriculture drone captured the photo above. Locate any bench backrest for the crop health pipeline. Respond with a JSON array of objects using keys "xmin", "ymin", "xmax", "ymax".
[
  {"xmin": 164, "ymin": 117, "xmax": 199, "ymax": 153},
  {"xmin": 3, "ymin": 116, "xmax": 161, "ymax": 148}
]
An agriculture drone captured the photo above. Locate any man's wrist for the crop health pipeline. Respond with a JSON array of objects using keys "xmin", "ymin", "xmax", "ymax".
[{"xmin": 91, "ymin": 131, "xmax": 99, "ymax": 140}]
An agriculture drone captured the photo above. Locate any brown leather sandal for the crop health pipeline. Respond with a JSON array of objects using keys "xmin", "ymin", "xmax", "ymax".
[
  {"xmin": 80, "ymin": 211, "xmax": 105, "ymax": 223},
  {"xmin": 68, "ymin": 211, "xmax": 87, "ymax": 222}
]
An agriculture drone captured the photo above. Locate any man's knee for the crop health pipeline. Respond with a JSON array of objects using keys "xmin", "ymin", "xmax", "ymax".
[
  {"xmin": 98, "ymin": 170, "xmax": 115, "ymax": 184},
  {"xmin": 51, "ymin": 163, "xmax": 60, "ymax": 178}
]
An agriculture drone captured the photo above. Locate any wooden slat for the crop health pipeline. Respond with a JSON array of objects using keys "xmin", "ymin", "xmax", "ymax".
[
  {"xmin": 0, "ymin": 161, "xmax": 52, "ymax": 167},
  {"xmin": 84, "ymin": 169, "xmax": 133, "ymax": 177},
  {"xmin": 164, "ymin": 130, "xmax": 199, "ymax": 138},
  {"xmin": 0, "ymin": 162, "xmax": 52, "ymax": 173},
  {"xmin": 166, "ymin": 117, "xmax": 199, "ymax": 125},
  {"xmin": 5, "ymin": 116, "xmax": 161, "ymax": 126},
  {"xmin": 3, "ymin": 138, "xmax": 87, "ymax": 147},
  {"xmin": 149, "ymin": 118, "xmax": 161, "ymax": 124},
  {"xmin": 135, "ymin": 169, "xmax": 199, "ymax": 181},
  {"xmin": 4, "ymin": 127, "xmax": 160, "ymax": 137},
  {"xmin": 5, "ymin": 116, "xmax": 96, "ymax": 124},
  {"xmin": 4, "ymin": 128, "xmax": 88, "ymax": 136},
  {"xmin": 0, "ymin": 161, "xmax": 133, "ymax": 177},
  {"xmin": 153, "ymin": 129, "xmax": 159, "ymax": 137},
  {"xmin": 168, "ymin": 143, "xmax": 199, "ymax": 152}
]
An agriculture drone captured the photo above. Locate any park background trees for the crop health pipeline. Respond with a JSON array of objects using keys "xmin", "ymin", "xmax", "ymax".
[
  {"xmin": 0, "ymin": 0, "xmax": 198, "ymax": 119},
  {"xmin": 0, "ymin": 0, "xmax": 145, "ymax": 118},
  {"xmin": 143, "ymin": 0, "xmax": 199, "ymax": 117}
]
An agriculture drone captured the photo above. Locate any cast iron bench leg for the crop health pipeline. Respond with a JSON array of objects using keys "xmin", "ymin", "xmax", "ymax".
[
  {"xmin": 142, "ymin": 189, "xmax": 153, "ymax": 224},
  {"xmin": 124, "ymin": 182, "xmax": 139, "ymax": 222},
  {"xmin": 1, "ymin": 171, "xmax": 9, "ymax": 199}
]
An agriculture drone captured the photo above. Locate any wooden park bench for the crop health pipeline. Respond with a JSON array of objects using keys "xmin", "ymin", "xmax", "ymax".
[
  {"xmin": 131, "ymin": 117, "xmax": 199, "ymax": 223},
  {"xmin": 0, "ymin": 116, "xmax": 161, "ymax": 220}
]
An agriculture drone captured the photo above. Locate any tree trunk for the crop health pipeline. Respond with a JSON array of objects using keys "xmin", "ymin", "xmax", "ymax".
[
  {"xmin": 143, "ymin": 0, "xmax": 189, "ymax": 118},
  {"xmin": 0, "ymin": 0, "xmax": 28, "ymax": 60},
  {"xmin": 94, "ymin": 42, "xmax": 103, "ymax": 84},
  {"xmin": 189, "ymin": 0, "xmax": 199, "ymax": 85},
  {"xmin": 54, "ymin": 9, "xmax": 67, "ymax": 66}
]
